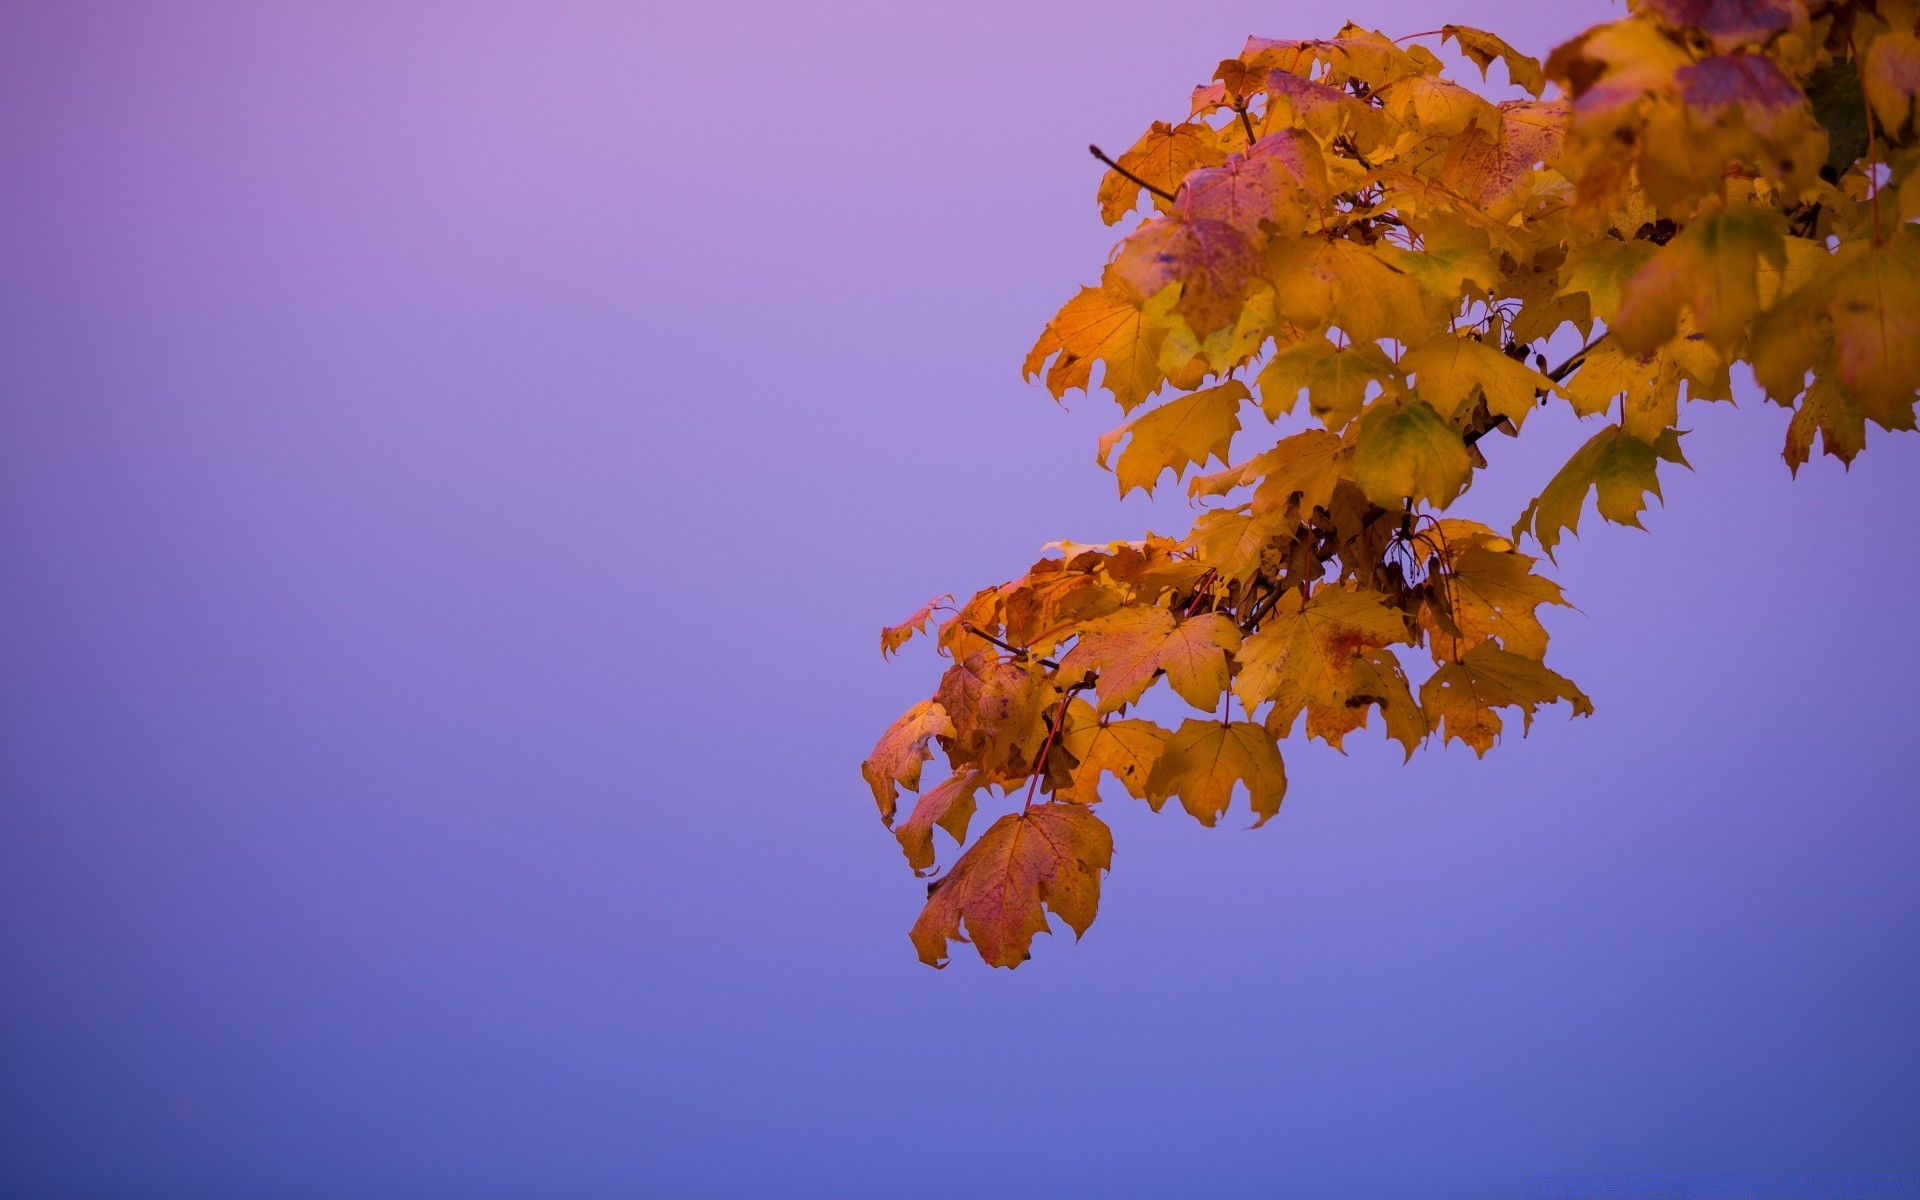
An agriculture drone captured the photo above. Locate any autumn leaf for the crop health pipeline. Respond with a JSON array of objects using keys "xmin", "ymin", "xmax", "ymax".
[
  {"xmin": 1420, "ymin": 641, "xmax": 1593, "ymax": 756},
  {"xmin": 1516, "ymin": 426, "xmax": 1690, "ymax": 558},
  {"xmin": 1096, "ymin": 120, "xmax": 1226, "ymax": 224},
  {"xmin": 1058, "ymin": 607, "xmax": 1243, "ymax": 714},
  {"xmin": 863, "ymin": 700, "xmax": 955, "ymax": 825},
  {"xmin": 1235, "ymin": 585, "xmax": 1411, "ymax": 734},
  {"xmin": 1442, "ymin": 24, "xmax": 1546, "ymax": 96},
  {"xmin": 1257, "ymin": 336, "xmax": 1399, "ymax": 428},
  {"xmin": 1637, "ymin": 0, "xmax": 1801, "ymax": 55},
  {"xmin": 896, "ymin": 771, "xmax": 985, "ymax": 876},
  {"xmin": 934, "ymin": 652, "xmax": 1053, "ymax": 776},
  {"xmin": 1418, "ymin": 523, "xmax": 1570, "ymax": 660},
  {"xmin": 1024, "ymin": 270, "xmax": 1175, "ymax": 413},
  {"xmin": 910, "ymin": 803, "xmax": 1114, "ymax": 968},
  {"xmin": 1113, "ymin": 215, "xmax": 1263, "ymax": 338},
  {"xmin": 1353, "ymin": 397, "xmax": 1472, "ymax": 510},
  {"xmin": 1057, "ymin": 709, "xmax": 1173, "ymax": 804},
  {"xmin": 881, "ymin": 594, "xmax": 950, "ymax": 658},
  {"xmin": 1613, "ymin": 203, "xmax": 1787, "ymax": 353},
  {"xmin": 1266, "ymin": 235, "xmax": 1436, "ymax": 346},
  {"xmin": 1865, "ymin": 30, "xmax": 1920, "ymax": 138},
  {"xmin": 1783, "ymin": 371, "xmax": 1867, "ymax": 475},
  {"xmin": 1179, "ymin": 130, "xmax": 1329, "ymax": 237},
  {"xmin": 1403, "ymin": 331, "xmax": 1560, "ymax": 428},
  {"xmin": 1097, "ymin": 379, "xmax": 1248, "ymax": 497},
  {"xmin": 1145, "ymin": 719, "xmax": 1288, "ymax": 827},
  {"xmin": 1244, "ymin": 428, "xmax": 1348, "ymax": 519}
]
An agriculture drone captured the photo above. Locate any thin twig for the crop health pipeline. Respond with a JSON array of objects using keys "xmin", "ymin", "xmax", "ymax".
[
  {"xmin": 960, "ymin": 621, "xmax": 1060, "ymax": 670},
  {"xmin": 1090, "ymin": 145, "xmax": 1178, "ymax": 204}
]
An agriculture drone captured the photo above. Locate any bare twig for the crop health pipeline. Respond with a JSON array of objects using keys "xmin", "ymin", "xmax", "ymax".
[{"xmin": 1090, "ymin": 144, "xmax": 1178, "ymax": 204}]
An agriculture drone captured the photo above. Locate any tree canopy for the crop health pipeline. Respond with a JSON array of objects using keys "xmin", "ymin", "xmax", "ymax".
[{"xmin": 866, "ymin": 0, "xmax": 1920, "ymax": 968}]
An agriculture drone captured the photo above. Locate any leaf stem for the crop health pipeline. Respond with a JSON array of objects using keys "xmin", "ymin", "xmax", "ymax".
[{"xmin": 1852, "ymin": 38, "xmax": 1883, "ymax": 247}]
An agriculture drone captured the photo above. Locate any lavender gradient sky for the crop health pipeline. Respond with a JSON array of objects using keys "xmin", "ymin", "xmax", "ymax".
[{"xmin": 3, "ymin": 2, "xmax": 1917, "ymax": 1196}]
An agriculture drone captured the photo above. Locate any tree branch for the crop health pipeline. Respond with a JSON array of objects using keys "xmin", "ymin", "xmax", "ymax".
[
  {"xmin": 960, "ymin": 621, "xmax": 1059, "ymax": 670},
  {"xmin": 1090, "ymin": 144, "xmax": 1179, "ymax": 204}
]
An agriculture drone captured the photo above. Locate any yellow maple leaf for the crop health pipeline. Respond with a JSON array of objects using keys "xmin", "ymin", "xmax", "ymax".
[
  {"xmin": 1515, "ymin": 425, "xmax": 1690, "ymax": 558},
  {"xmin": 933, "ymin": 652, "xmax": 1054, "ymax": 776},
  {"xmin": 1783, "ymin": 370, "xmax": 1868, "ymax": 475},
  {"xmin": 1057, "ymin": 706, "xmax": 1172, "ymax": 804},
  {"xmin": 1244, "ymin": 428, "xmax": 1349, "ymax": 519},
  {"xmin": 1234, "ymin": 584, "xmax": 1410, "ymax": 726},
  {"xmin": 1442, "ymin": 24, "xmax": 1546, "ymax": 96},
  {"xmin": 1420, "ymin": 641, "xmax": 1592, "ymax": 756},
  {"xmin": 1864, "ymin": 28, "xmax": 1920, "ymax": 138},
  {"xmin": 1266, "ymin": 235, "xmax": 1437, "ymax": 346},
  {"xmin": 1418, "ymin": 523, "xmax": 1570, "ymax": 661},
  {"xmin": 1613, "ymin": 203, "xmax": 1787, "ymax": 353},
  {"xmin": 1145, "ymin": 718, "xmax": 1289, "ymax": 826},
  {"xmin": 1096, "ymin": 120, "xmax": 1226, "ymax": 225},
  {"xmin": 1353, "ymin": 397, "xmax": 1472, "ymax": 509},
  {"xmin": 910, "ymin": 803, "xmax": 1114, "ymax": 968},
  {"xmin": 1256, "ymin": 336, "xmax": 1399, "ymax": 428},
  {"xmin": 1023, "ymin": 270, "xmax": 1175, "ymax": 413},
  {"xmin": 1096, "ymin": 379, "xmax": 1248, "ymax": 497},
  {"xmin": 1403, "ymin": 331, "xmax": 1561, "ymax": 428}
]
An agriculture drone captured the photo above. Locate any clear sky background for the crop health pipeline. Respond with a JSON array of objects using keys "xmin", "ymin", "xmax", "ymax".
[{"xmin": 3, "ymin": 2, "xmax": 1917, "ymax": 1196}]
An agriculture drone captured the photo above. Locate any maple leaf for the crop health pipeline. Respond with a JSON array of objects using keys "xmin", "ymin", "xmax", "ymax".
[
  {"xmin": 863, "ymin": 700, "xmax": 955, "ymax": 826},
  {"xmin": 1113, "ymin": 215, "xmax": 1263, "ymax": 338},
  {"xmin": 1637, "ymin": 0, "xmax": 1803, "ymax": 55},
  {"xmin": 1559, "ymin": 239, "xmax": 1659, "ymax": 327},
  {"xmin": 1751, "ymin": 229, "xmax": 1920, "ymax": 427},
  {"xmin": 1096, "ymin": 379, "xmax": 1248, "ymax": 497},
  {"xmin": 1145, "ymin": 718, "xmax": 1289, "ymax": 827},
  {"xmin": 1353, "ymin": 398, "xmax": 1472, "ymax": 510},
  {"xmin": 1257, "ymin": 336, "xmax": 1399, "ymax": 429},
  {"xmin": 910, "ymin": 803, "xmax": 1114, "ymax": 969},
  {"xmin": 1321, "ymin": 649, "xmax": 1428, "ymax": 759},
  {"xmin": 1235, "ymin": 585, "xmax": 1411, "ymax": 735},
  {"xmin": 881, "ymin": 594, "xmax": 951, "ymax": 658},
  {"xmin": 934, "ymin": 652, "xmax": 1054, "ymax": 776},
  {"xmin": 1190, "ymin": 504, "xmax": 1294, "ymax": 588},
  {"xmin": 1516, "ymin": 426, "xmax": 1690, "ymax": 558},
  {"xmin": 1403, "ymin": 331, "xmax": 1560, "ymax": 429},
  {"xmin": 1266, "ymin": 236, "xmax": 1436, "ymax": 345},
  {"xmin": 1386, "ymin": 75, "xmax": 1503, "ymax": 140},
  {"xmin": 1058, "ymin": 607, "xmax": 1243, "ymax": 714},
  {"xmin": 1421, "ymin": 642, "xmax": 1593, "ymax": 756},
  {"xmin": 1783, "ymin": 371, "xmax": 1867, "ymax": 475},
  {"xmin": 1613, "ymin": 203, "xmax": 1787, "ymax": 353},
  {"xmin": 1057, "ymin": 705, "xmax": 1173, "ymax": 804},
  {"xmin": 895, "ymin": 770, "xmax": 986, "ymax": 877},
  {"xmin": 1243, "ymin": 428, "xmax": 1348, "ymax": 519},
  {"xmin": 1865, "ymin": 30, "xmax": 1920, "ymax": 139},
  {"xmin": 1417, "ymin": 521, "xmax": 1570, "ymax": 661},
  {"xmin": 1442, "ymin": 25, "xmax": 1546, "ymax": 96},
  {"xmin": 1024, "ymin": 271, "xmax": 1175, "ymax": 413},
  {"xmin": 1096, "ymin": 120, "xmax": 1226, "ymax": 224},
  {"xmin": 1179, "ymin": 130, "xmax": 1330, "ymax": 237},
  {"xmin": 1241, "ymin": 26, "xmax": 1414, "ymax": 88}
]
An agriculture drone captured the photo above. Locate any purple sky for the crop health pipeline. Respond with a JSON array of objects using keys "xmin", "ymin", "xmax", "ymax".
[{"xmin": 3, "ymin": 2, "xmax": 1917, "ymax": 1196}]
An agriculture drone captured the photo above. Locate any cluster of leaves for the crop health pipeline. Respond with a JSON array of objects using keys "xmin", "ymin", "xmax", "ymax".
[{"xmin": 866, "ymin": 0, "xmax": 1920, "ymax": 968}]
